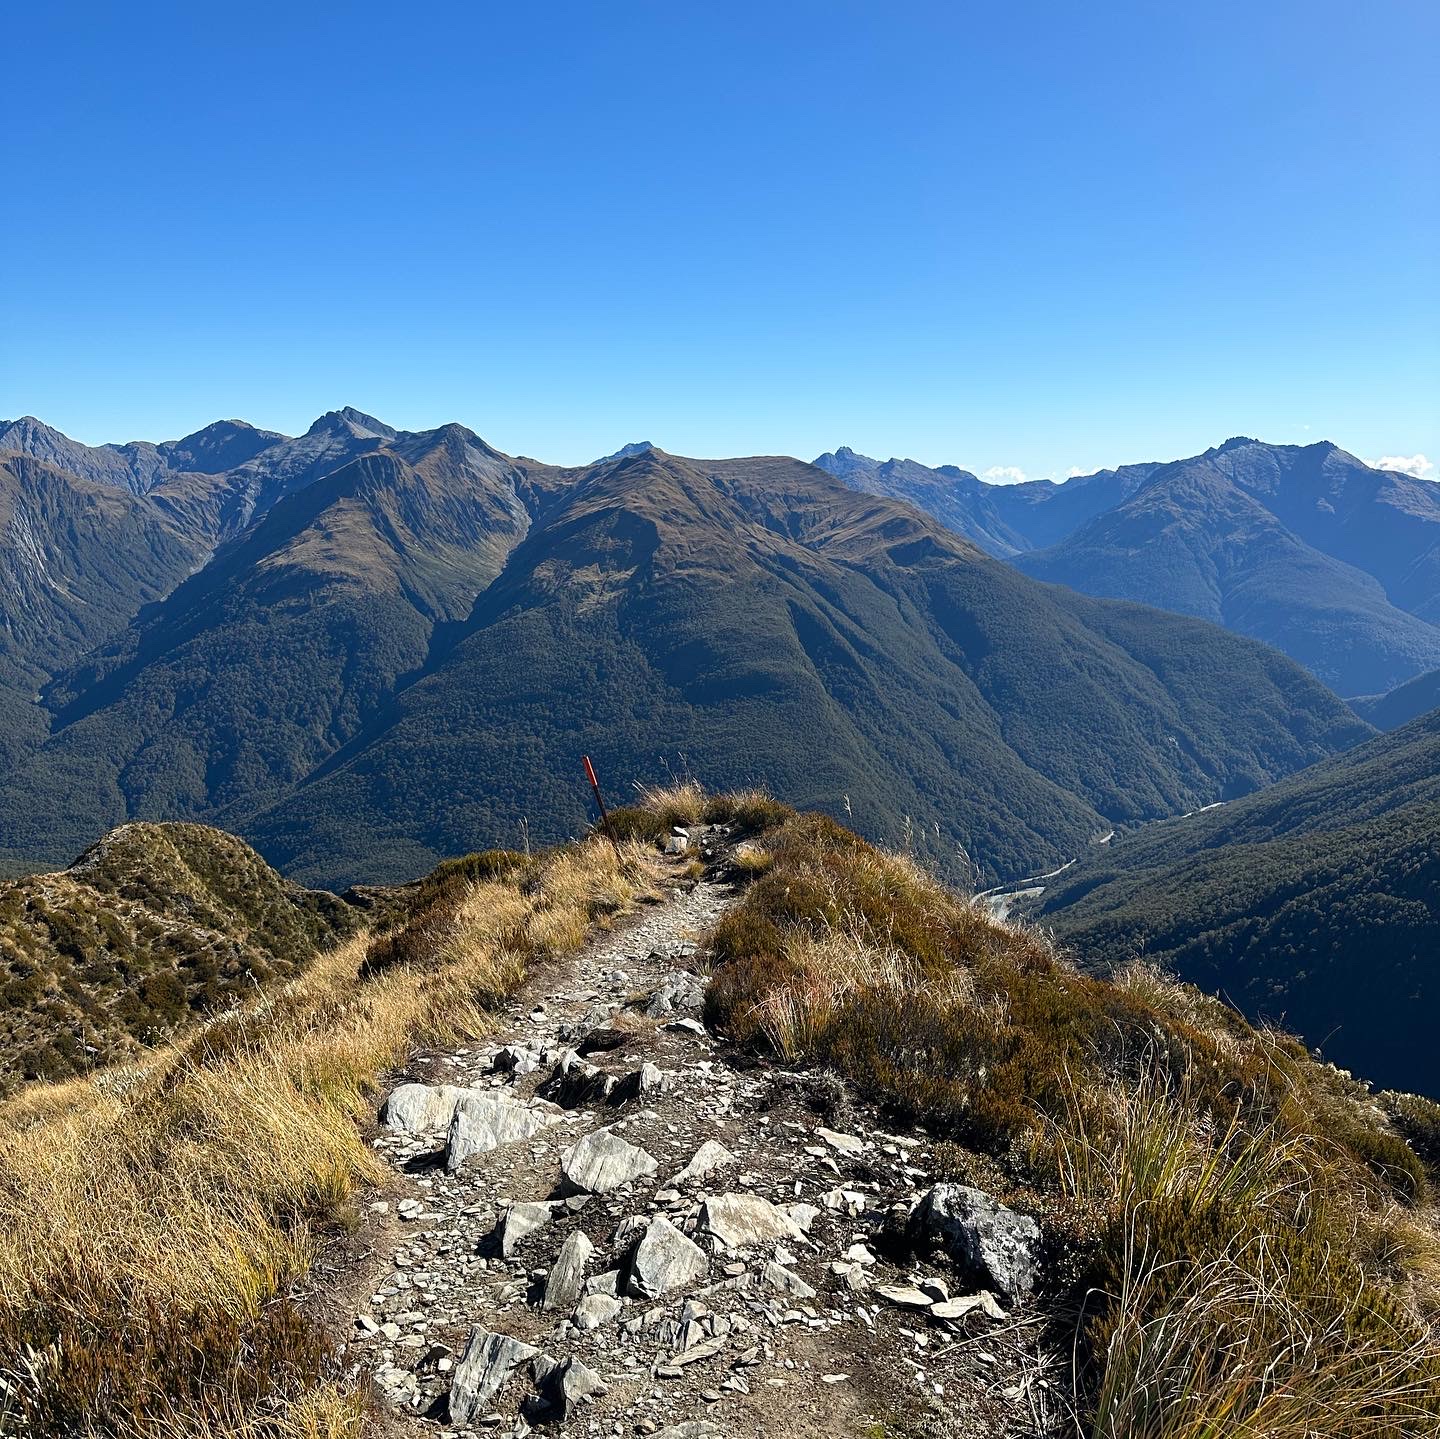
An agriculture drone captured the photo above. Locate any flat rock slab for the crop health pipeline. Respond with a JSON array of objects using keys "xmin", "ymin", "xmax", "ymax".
[
  {"xmin": 700, "ymin": 1192, "xmax": 802, "ymax": 1249},
  {"xmin": 499, "ymin": 1200, "xmax": 556, "ymax": 1259},
  {"xmin": 561, "ymin": 1126, "xmax": 659, "ymax": 1194},
  {"xmin": 447, "ymin": 1092, "xmax": 564, "ymax": 1171},
  {"xmin": 669, "ymin": 1139, "xmax": 738, "ymax": 1187},
  {"xmin": 876, "ymin": 1284, "xmax": 935, "ymax": 1310},
  {"xmin": 449, "ymin": 1326, "xmax": 541, "ymax": 1423},
  {"xmin": 382, "ymin": 1082, "xmax": 474, "ymax": 1133}
]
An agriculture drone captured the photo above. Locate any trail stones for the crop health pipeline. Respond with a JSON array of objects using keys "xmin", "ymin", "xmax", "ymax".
[
  {"xmin": 627, "ymin": 1215, "xmax": 708, "ymax": 1297},
  {"xmin": 908, "ymin": 1184, "xmax": 1042, "ymax": 1301},
  {"xmin": 541, "ymin": 1230, "xmax": 594, "ymax": 1311},
  {"xmin": 761, "ymin": 1261, "xmax": 816, "ymax": 1299},
  {"xmin": 382, "ymin": 1082, "xmax": 471, "ymax": 1132},
  {"xmin": 543, "ymin": 1048, "xmax": 618, "ymax": 1107},
  {"xmin": 669, "ymin": 1139, "xmax": 737, "ymax": 1187},
  {"xmin": 640, "ymin": 971, "xmax": 706, "ymax": 1017},
  {"xmin": 653, "ymin": 1424, "xmax": 723, "ymax": 1439},
  {"xmin": 561, "ymin": 1126, "xmax": 658, "ymax": 1194},
  {"xmin": 492, "ymin": 1043, "xmax": 541, "ymax": 1076},
  {"xmin": 448, "ymin": 1327, "xmax": 541, "ymax": 1423},
  {"xmin": 447, "ymin": 1092, "xmax": 563, "ymax": 1171},
  {"xmin": 699, "ymin": 1193, "xmax": 802, "ymax": 1249},
  {"xmin": 499, "ymin": 1200, "xmax": 555, "ymax": 1258},
  {"xmin": 932, "ymin": 1291, "xmax": 1006, "ymax": 1321},
  {"xmin": 816, "ymin": 1125, "xmax": 865, "ymax": 1156}
]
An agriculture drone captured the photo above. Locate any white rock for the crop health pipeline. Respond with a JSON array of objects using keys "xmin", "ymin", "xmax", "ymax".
[
  {"xmin": 561, "ymin": 1127, "xmax": 658, "ymax": 1194},
  {"xmin": 699, "ymin": 1193, "xmax": 802, "ymax": 1249},
  {"xmin": 448, "ymin": 1326, "xmax": 540, "ymax": 1423}
]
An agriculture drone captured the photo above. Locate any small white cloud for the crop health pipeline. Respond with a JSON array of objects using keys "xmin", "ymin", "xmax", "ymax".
[
  {"xmin": 982, "ymin": 465, "xmax": 1028, "ymax": 485},
  {"xmin": 1370, "ymin": 453, "xmax": 1435, "ymax": 479},
  {"xmin": 1066, "ymin": 466, "xmax": 1087, "ymax": 478}
]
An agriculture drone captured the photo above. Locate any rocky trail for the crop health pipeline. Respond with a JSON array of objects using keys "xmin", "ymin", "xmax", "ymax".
[{"xmin": 323, "ymin": 827, "xmax": 1064, "ymax": 1439}]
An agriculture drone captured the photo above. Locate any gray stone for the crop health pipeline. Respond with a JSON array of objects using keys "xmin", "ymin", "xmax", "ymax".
[
  {"xmin": 816, "ymin": 1126, "xmax": 865, "ymax": 1155},
  {"xmin": 542, "ymin": 1048, "xmax": 618, "ymax": 1107},
  {"xmin": 668, "ymin": 1139, "xmax": 738, "ymax": 1187},
  {"xmin": 699, "ymin": 1193, "xmax": 802, "ymax": 1249},
  {"xmin": 382, "ymin": 1082, "xmax": 472, "ymax": 1133},
  {"xmin": 761, "ymin": 1261, "xmax": 816, "ymax": 1299},
  {"xmin": 573, "ymin": 1292, "xmax": 623, "ymax": 1330},
  {"xmin": 627, "ymin": 1215, "xmax": 708, "ymax": 1298},
  {"xmin": 640, "ymin": 972, "xmax": 706, "ymax": 1017},
  {"xmin": 533, "ymin": 1354, "xmax": 607, "ymax": 1418},
  {"xmin": 876, "ymin": 1283, "xmax": 935, "ymax": 1309},
  {"xmin": 541, "ymin": 1230, "xmax": 594, "ymax": 1311},
  {"xmin": 932, "ymin": 1291, "xmax": 1006, "ymax": 1321},
  {"xmin": 653, "ymin": 1424, "xmax": 723, "ymax": 1439},
  {"xmin": 561, "ymin": 1126, "xmax": 658, "ymax": 1194},
  {"xmin": 448, "ymin": 1326, "xmax": 541, "ymax": 1423},
  {"xmin": 499, "ymin": 1201, "xmax": 555, "ymax": 1259},
  {"xmin": 446, "ymin": 1093, "xmax": 564, "ymax": 1171},
  {"xmin": 908, "ymin": 1184, "xmax": 1041, "ymax": 1301}
]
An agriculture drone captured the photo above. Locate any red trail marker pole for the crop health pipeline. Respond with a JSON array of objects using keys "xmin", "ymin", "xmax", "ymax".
[{"xmin": 583, "ymin": 755, "xmax": 621, "ymax": 855}]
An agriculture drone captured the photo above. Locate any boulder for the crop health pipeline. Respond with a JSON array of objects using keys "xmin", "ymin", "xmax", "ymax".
[
  {"xmin": 446, "ymin": 1092, "xmax": 564, "ymax": 1171},
  {"xmin": 382, "ymin": 1082, "xmax": 472, "ymax": 1133},
  {"xmin": 448, "ymin": 1326, "xmax": 540, "ymax": 1423},
  {"xmin": 541, "ymin": 1048, "xmax": 618, "ymax": 1107},
  {"xmin": 627, "ymin": 1215, "xmax": 708, "ymax": 1298},
  {"xmin": 908, "ymin": 1184, "xmax": 1041, "ymax": 1301},
  {"xmin": 573, "ymin": 1292, "xmax": 623, "ymax": 1330},
  {"xmin": 541, "ymin": 1230, "xmax": 594, "ymax": 1312},
  {"xmin": 699, "ymin": 1192, "xmax": 802, "ymax": 1249},
  {"xmin": 561, "ymin": 1127, "xmax": 658, "ymax": 1194}
]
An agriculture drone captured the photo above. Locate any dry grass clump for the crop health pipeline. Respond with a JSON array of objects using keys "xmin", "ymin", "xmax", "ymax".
[
  {"xmin": 606, "ymin": 783, "xmax": 794, "ymax": 848},
  {"xmin": 703, "ymin": 809, "xmax": 1440, "ymax": 1435},
  {"xmin": 0, "ymin": 835, "xmax": 658, "ymax": 1439}
]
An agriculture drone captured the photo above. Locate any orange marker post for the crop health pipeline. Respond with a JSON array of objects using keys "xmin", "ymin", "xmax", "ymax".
[{"xmin": 583, "ymin": 755, "xmax": 621, "ymax": 854}]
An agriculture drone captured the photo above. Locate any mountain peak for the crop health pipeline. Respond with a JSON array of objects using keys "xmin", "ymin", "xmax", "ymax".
[
  {"xmin": 596, "ymin": 440, "xmax": 655, "ymax": 464},
  {"xmin": 307, "ymin": 408, "xmax": 397, "ymax": 440}
]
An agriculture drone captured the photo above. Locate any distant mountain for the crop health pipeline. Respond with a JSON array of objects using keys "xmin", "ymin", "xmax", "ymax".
[
  {"xmin": 0, "ymin": 415, "xmax": 285, "ymax": 495},
  {"xmin": 1351, "ymin": 668, "xmax": 1440, "ymax": 731},
  {"xmin": 817, "ymin": 440, "xmax": 1440, "ymax": 697},
  {"xmin": 0, "ymin": 417, "xmax": 1371, "ymax": 889},
  {"xmin": 813, "ymin": 447, "xmax": 1158, "ymax": 555},
  {"xmin": 232, "ymin": 448, "xmax": 1365, "ymax": 887},
  {"xmin": 0, "ymin": 454, "xmax": 206, "ymax": 773},
  {"xmin": 1013, "ymin": 441, "xmax": 1440, "ymax": 696},
  {"xmin": 1034, "ymin": 710, "xmax": 1440, "ymax": 1094},
  {"xmin": 1, "ymin": 424, "xmax": 530, "ymax": 866},
  {"xmin": 0, "ymin": 822, "xmax": 359, "ymax": 1089}
]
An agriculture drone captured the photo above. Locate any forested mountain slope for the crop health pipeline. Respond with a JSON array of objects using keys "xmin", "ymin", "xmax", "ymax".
[
  {"xmin": 235, "ymin": 448, "xmax": 1366, "ymax": 887},
  {"xmin": 1036, "ymin": 708, "xmax": 1440, "ymax": 1093}
]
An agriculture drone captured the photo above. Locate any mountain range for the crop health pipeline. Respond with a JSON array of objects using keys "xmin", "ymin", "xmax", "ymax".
[
  {"xmin": 816, "ymin": 439, "xmax": 1440, "ymax": 697},
  {"xmin": 0, "ymin": 412, "xmax": 1371, "ymax": 888}
]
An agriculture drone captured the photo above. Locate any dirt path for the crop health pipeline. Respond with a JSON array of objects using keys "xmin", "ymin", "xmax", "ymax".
[{"xmin": 331, "ymin": 834, "xmax": 1061, "ymax": 1439}]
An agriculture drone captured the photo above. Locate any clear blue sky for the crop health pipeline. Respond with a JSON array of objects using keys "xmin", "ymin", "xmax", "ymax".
[{"xmin": 4, "ymin": 1, "xmax": 1436, "ymax": 480}]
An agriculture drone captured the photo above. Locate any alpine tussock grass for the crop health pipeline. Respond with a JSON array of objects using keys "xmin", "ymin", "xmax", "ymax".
[
  {"xmin": 704, "ymin": 809, "xmax": 1440, "ymax": 1437},
  {"xmin": 0, "ymin": 835, "xmax": 660, "ymax": 1438}
]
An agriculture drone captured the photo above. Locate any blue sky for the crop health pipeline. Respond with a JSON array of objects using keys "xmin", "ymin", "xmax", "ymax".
[{"xmin": 4, "ymin": 1, "xmax": 1436, "ymax": 480}]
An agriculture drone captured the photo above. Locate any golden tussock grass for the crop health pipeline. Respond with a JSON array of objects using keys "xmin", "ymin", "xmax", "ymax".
[{"xmin": 0, "ymin": 835, "xmax": 660, "ymax": 1438}]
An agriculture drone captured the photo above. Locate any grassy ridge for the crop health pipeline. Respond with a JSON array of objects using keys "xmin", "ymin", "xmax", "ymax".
[
  {"xmin": 703, "ymin": 807, "xmax": 1440, "ymax": 1437},
  {"xmin": 0, "ymin": 824, "xmax": 362, "ymax": 1091},
  {"xmin": 0, "ymin": 834, "xmax": 661, "ymax": 1438}
]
